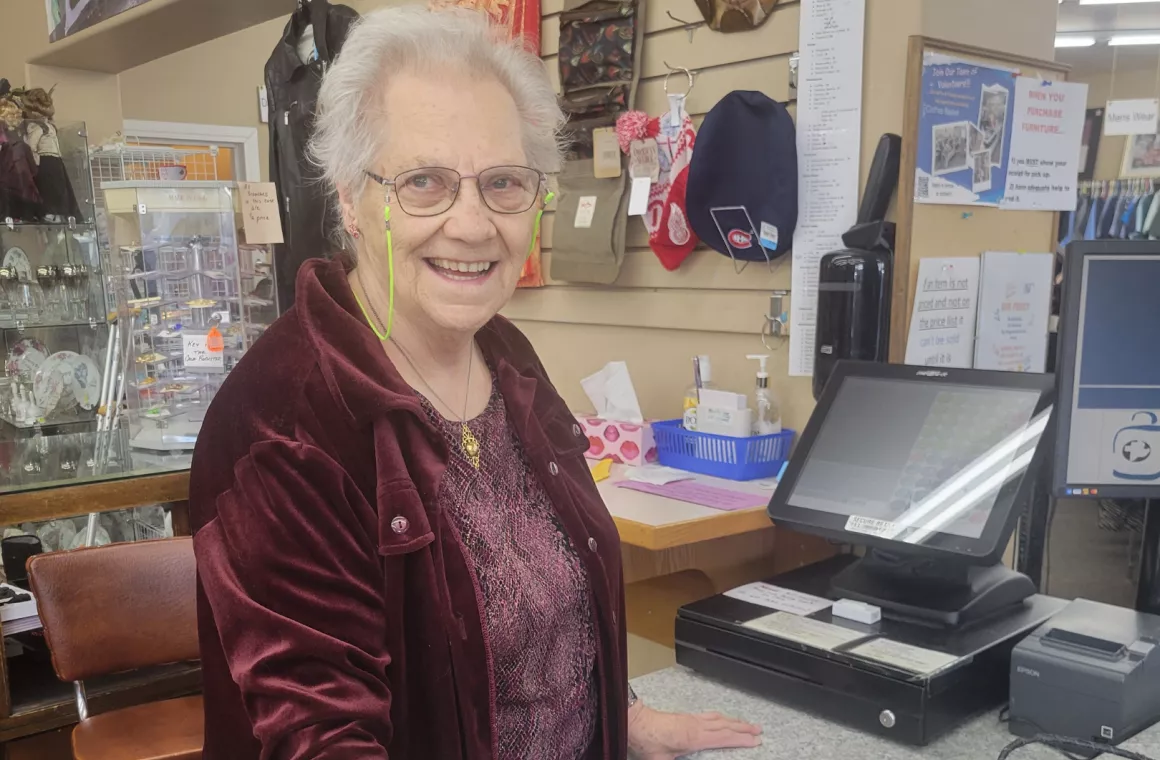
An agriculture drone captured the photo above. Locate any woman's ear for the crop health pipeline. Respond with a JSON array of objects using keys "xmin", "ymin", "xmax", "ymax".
[{"xmin": 337, "ymin": 184, "xmax": 360, "ymax": 232}]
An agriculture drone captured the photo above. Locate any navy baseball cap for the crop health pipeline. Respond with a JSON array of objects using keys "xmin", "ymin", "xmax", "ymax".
[{"xmin": 687, "ymin": 91, "xmax": 798, "ymax": 262}]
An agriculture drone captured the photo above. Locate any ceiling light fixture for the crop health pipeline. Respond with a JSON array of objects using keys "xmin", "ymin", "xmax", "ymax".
[
  {"xmin": 1109, "ymin": 33, "xmax": 1160, "ymax": 45},
  {"xmin": 1055, "ymin": 35, "xmax": 1098, "ymax": 47},
  {"xmin": 1080, "ymin": 0, "xmax": 1160, "ymax": 6}
]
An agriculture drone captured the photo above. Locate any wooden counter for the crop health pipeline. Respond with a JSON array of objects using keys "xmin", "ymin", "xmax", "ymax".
[
  {"xmin": 0, "ymin": 464, "xmax": 834, "ymax": 739},
  {"xmin": 597, "ymin": 467, "xmax": 835, "ymax": 675}
]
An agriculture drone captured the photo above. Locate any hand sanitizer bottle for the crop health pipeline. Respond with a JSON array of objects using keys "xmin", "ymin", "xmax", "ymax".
[{"xmin": 746, "ymin": 354, "xmax": 782, "ymax": 435}]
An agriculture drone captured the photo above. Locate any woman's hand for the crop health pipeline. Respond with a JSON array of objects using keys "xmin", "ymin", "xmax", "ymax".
[{"xmin": 628, "ymin": 701, "xmax": 762, "ymax": 759}]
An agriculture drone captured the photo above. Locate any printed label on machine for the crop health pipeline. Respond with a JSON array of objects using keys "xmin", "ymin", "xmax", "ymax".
[
  {"xmin": 724, "ymin": 583, "xmax": 834, "ymax": 616},
  {"xmin": 845, "ymin": 515, "xmax": 897, "ymax": 537},
  {"xmin": 742, "ymin": 612, "xmax": 868, "ymax": 651},
  {"xmin": 849, "ymin": 637, "xmax": 960, "ymax": 675}
]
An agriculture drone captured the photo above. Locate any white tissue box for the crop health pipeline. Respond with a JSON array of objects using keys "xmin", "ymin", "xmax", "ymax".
[{"xmin": 575, "ymin": 416, "xmax": 657, "ymax": 466}]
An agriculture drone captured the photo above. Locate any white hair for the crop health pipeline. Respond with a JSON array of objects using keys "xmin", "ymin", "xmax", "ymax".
[{"xmin": 310, "ymin": 5, "xmax": 565, "ymax": 250}]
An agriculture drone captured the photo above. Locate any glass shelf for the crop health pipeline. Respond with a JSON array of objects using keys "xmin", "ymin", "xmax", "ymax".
[{"xmin": 0, "ymin": 424, "xmax": 190, "ymax": 496}]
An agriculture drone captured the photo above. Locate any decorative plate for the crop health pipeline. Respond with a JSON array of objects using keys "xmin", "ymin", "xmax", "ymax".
[
  {"xmin": 6, "ymin": 338, "xmax": 49, "ymax": 380},
  {"xmin": 33, "ymin": 351, "xmax": 79, "ymax": 414},
  {"xmin": 67, "ymin": 354, "xmax": 102, "ymax": 410},
  {"xmin": 3, "ymin": 247, "xmax": 33, "ymax": 282}
]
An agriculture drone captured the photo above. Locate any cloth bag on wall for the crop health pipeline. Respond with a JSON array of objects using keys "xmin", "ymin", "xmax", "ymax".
[
  {"xmin": 550, "ymin": 0, "xmax": 644, "ymax": 283},
  {"xmin": 693, "ymin": 0, "xmax": 782, "ymax": 32},
  {"xmin": 550, "ymin": 159, "xmax": 630, "ymax": 285}
]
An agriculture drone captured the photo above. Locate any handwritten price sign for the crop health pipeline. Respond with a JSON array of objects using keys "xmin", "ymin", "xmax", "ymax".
[{"xmin": 239, "ymin": 182, "xmax": 285, "ymax": 245}]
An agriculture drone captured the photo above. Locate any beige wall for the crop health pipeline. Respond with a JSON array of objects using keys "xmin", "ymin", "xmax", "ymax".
[
  {"xmin": 6, "ymin": 0, "xmax": 1056, "ymax": 426},
  {"xmin": 1, "ymin": 0, "xmax": 124, "ymax": 144},
  {"xmin": 1072, "ymin": 53, "xmax": 1160, "ymax": 181},
  {"xmin": 518, "ymin": 0, "xmax": 1058, "ymax": 435}
]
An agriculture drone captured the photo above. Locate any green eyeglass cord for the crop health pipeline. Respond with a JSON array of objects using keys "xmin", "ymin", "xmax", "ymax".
[{"xmin": 353, "ymin": 191, "xmax": 554, "ymax": 343}]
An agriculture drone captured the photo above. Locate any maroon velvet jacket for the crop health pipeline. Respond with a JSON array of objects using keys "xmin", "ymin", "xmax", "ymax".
[{"xmin": 189, "ymin": 258, "xmax": 628, "ymax": 759}]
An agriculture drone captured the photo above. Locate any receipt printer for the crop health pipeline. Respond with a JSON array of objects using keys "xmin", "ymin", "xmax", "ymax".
[{"xmin": 1009, "ymin": 599, "xmax": 1160, "ymax": 746}]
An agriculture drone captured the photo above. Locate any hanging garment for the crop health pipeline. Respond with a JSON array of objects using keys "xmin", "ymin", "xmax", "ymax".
[
  {"xmin": 1098, "ymin": 193, "xmax": 1119, "ymax": 238},
  {"xmin": 1146, "ymin": 192, "xmax": 1160, "ymax": 238},
  {"xmin": 1137, "ymin": 193, "xmax": 1153, "ymax": 237},
  {"xmin": 432, "ymin": 0, "xmax": 546, "ymax": 287},
  {"xmin": 1084, "ymin": 195, "xmax": 1101, "ymax": 241},
  {"xmin": 1108, "ymin": 193, "xmax": 1129, "ymax": 238},
  {"xmin": 644, "ymin": 95, "xmax": 699, "ymax": 270},
  {"xmin": 1119, "ymin": 196, "xmax": 1140, "ymax": 239},
  {"xmin": 265, "ymin": 0, "xmax": 359, "ymax": 312},
  {"xmin": 431, "ymin": 0, "xmax": 541, "ymax": 51}
]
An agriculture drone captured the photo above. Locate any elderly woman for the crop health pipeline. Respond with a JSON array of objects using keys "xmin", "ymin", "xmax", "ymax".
[{"xmin": 190, "ymin": 7, "xmax": 760, "ymax": 760}]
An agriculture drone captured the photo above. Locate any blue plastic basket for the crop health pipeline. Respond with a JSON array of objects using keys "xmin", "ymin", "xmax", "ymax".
[{"xmin": 651, "ymin": 419, "xmax": 796, "ymax": 481}]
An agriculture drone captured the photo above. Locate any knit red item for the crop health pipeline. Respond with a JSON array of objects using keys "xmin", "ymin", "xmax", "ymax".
[
  {"xmin": 645, "ymin": 98, "xmax": 699, "ymax": 270},
  {"xmin": 615, "ymin": 110, "xmax": 659, "ymax": 155}
]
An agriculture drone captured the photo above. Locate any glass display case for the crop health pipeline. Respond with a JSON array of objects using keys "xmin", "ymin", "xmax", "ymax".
[
  {"xmin": 0, "ymin": 121, "xmax": 110, "ymax": 433},
  {"xmin": 103, "ymin": 181, "xmax": 277, "ymax": 454}
]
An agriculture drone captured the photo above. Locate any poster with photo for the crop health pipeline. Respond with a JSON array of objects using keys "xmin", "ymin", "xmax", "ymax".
[
  {"xmin": 45, "ymin": 0, "xmax": 154, "ymax": 42},
  {"xmin": 915, "ymin": 53, "xmax": 1017, "ymax": 206},
  {"xmin": 1121, "ymin": 132, "xmax": 1160, "ymax": 179}
]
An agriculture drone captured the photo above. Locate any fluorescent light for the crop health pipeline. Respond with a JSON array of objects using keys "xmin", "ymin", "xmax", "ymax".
[
  {"xmin": 1109, "ymin": 33, "xmax": 1160, "ymax": 45},
  {"xmin": 1055, "ymin": 35, "xmax": 1097, "ymax": 47},
  {"xmin": 1081, "ymin": 0, "xmax": 1160, "ymax": 5}
]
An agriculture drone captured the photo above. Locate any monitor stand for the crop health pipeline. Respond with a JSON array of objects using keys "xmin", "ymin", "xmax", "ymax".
[{"xmin": 831, "ymin": 549, "xmax": 1036, "ymax": 628}]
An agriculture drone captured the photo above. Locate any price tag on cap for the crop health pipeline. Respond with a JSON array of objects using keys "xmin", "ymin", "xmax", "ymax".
[{"xmin": 629, "ymin": 139, "xmax": 660, "ymax": 182}]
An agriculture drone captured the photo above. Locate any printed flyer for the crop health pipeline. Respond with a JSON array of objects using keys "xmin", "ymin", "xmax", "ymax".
[{"xmin": 915, "ymin": 53, "xmax": 1017, "ymax": 207}]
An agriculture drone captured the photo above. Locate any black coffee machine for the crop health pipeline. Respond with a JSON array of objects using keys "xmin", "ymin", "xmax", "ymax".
[{"xmin": 813, "ymin": 134, "xmax": 901, "ymax": 400}]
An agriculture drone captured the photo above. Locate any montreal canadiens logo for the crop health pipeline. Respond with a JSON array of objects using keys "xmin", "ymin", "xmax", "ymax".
[{"xmin": 728, "ymin": 229, "xmax": 753, "ymax": 249}]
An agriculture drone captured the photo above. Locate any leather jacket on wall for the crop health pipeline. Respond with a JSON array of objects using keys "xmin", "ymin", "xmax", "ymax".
[{"xmin": 265, "ymin": 0, "xmax": 359, "ymax": 312}]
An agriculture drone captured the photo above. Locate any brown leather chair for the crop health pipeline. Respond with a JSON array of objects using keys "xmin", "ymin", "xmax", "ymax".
[{"xmin": 28, "ymin": 537, "xmax": 203, "ymax": 760}]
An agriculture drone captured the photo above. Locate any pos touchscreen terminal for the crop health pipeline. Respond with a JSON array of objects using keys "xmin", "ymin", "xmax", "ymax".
[
  {"xmin": 770, "ymin": 361, "xmax": 1055, "ymax": 627},
  {"xmin": 675, "ymin": 361, "xmax": 1066, "ymax": 745}
]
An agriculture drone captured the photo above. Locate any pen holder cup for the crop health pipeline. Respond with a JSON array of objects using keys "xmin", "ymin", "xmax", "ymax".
[{"xmin": 651, "ymin": 419, "xmax": 795, "ymax": 481}]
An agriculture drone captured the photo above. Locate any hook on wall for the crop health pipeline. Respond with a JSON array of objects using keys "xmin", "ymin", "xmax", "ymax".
[
  {"xmin": 666, "ymin": 10, "xmax": 702, "ymax": 43},
  {"xmin": 663, "ymin": 61, "xmax": 696, "ymax": 97}
]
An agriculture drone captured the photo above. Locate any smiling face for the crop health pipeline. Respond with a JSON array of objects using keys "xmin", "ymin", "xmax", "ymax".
[{"xmin": 344, "ymin": 66, "xmax": 541, "ymax": 338}]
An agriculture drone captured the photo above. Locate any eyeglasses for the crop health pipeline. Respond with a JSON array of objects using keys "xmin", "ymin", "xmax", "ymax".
[{"xmin": 365, "ymin": 165, "xmax": 546, "ymax": 217}]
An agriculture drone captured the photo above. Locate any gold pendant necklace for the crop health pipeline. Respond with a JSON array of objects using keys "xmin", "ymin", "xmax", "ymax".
[{"xmin": 381, "ymin": 315, "xmax": 482, "ymax": 470}]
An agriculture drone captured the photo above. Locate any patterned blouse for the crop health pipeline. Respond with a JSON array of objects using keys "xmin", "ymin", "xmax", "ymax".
[{"xmin": 420, "ymin": 381, "xmax": 598, "ymax": 760}]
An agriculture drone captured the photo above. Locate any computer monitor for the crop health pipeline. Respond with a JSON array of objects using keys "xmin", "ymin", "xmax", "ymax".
[
  {"xmin": 1053, "ymin": 240, "xmax": 1160, "ymax": 500},
  {"xmin": 769, "ymin": 361, "xmax": 1055, "ymax": 626}
]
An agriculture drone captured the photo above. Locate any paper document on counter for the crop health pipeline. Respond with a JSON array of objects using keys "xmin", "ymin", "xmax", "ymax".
[
  {"xmin": 623, "ymin": 465, "xmax": 696, "ymax": 486},
  {"xmin": 849, "ymin": 637, "xmax": 959, "ymax": 675},
  {"xmin": 725, "ymin": 582, "xmax": 834, "ymax": 616},
  {"xmin": 743, "ymin": 611, "xmax": 867, "ymax": 651}
]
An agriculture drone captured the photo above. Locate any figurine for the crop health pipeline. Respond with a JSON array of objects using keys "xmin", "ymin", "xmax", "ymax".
[
  {"xmin": 0, "ymin": 97, "xmax": 42, "ymax": 222},
  {"xmin": 19, "ymin": 88, "xmax": 81, "ymax": 223}
]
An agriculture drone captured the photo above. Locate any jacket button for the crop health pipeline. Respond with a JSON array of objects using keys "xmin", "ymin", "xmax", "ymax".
[
  {"xmin": 390, "ymin": 516, "xmax": 409, "ymax": 534},
  {"xmin": 549, "ymin": 462, "xmax": 559, "ymax": 476},
  {"xmin": 573, "ymin": 424, "xmax": 583, "ymax": 437},
  {"xmin": 588, "ymin": 537, "xmax": 598, "ymax": 552}
]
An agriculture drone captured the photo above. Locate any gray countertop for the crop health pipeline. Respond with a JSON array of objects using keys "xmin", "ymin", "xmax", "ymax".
[{"xmin": 632, "ymin": 667, "xmax": 1160, "ymax": 760}]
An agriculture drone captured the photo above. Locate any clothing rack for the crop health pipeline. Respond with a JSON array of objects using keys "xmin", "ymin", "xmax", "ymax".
[
  {"xmin": 1077, "ymin": 178, "xmax": 1158, "ymax": 198},
  {"xmin": 1061, "ymin": 176, "xmax": 1160, "ymax": 247}
]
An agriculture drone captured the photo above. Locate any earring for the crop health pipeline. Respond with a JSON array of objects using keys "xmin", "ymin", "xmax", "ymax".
[{"xmin": 348, "ymin": 224, "xmax": 361, "ymax": 240}]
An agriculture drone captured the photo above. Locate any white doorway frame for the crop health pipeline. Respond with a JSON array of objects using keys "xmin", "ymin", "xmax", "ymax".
[{"xmin": 121, "ymin": 120, "xmax": 261, "ymax": 182}]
